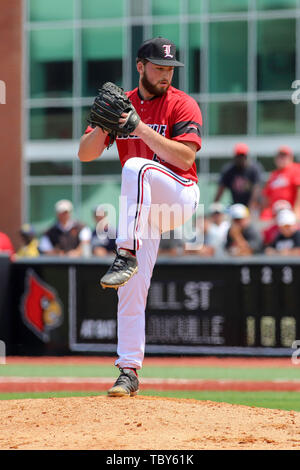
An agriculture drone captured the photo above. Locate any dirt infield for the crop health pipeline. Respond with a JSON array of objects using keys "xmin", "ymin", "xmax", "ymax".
[{"xmin": 0, "ymin": 395, "xmax": 299, "ymax": 450}]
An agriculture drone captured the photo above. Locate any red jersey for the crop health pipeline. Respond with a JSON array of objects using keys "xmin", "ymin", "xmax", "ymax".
[
  {"xmin": 85, "ymin": 86, "xmax": 202, "ymax": 183},
  {"xmin": 261, "ymin": 163, "xmax": 300, "ymax": 220}
]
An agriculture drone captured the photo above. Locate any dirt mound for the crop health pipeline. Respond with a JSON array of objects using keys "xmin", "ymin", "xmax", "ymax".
[{"xmin": 0, "ymin": 395, "xmax": 299, "ymax": 450}]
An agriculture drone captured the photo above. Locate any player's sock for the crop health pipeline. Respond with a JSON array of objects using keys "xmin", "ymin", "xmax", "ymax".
[
  {"xmin": 124, "ymin": 367, "xmax": 138, "ymax": 377},
  {"xmin": 120, "ymin": 248, "xmax": 136, "ymax": 257}
]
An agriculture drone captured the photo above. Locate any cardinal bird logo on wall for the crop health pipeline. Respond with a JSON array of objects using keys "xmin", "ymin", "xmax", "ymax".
[{"xmin": 21, "ymin": 269, "xmax": 63, "ymax": 342}]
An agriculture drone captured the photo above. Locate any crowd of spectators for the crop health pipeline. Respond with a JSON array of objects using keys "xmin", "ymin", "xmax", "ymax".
[
  {"xmin": 0, "ymin": 199, "xmax": 116, "ymax": 260},
  {"xmin": 1, "ymin": 143, "xmax": 300, "ymax": 260},
  {"xmin": 159, "ymin": 143, "xmax": 300, "ymax": 258}
]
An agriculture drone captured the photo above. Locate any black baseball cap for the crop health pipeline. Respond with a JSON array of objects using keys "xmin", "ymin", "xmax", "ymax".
[{"xmin": 137, "ymin": 37, "xmax": 184, "ymax": 67}]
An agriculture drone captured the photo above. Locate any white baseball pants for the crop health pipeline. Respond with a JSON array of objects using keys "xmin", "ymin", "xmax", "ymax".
[{"xmin": 115, "ymin": 157, "xmax": 200, "ymax": 370}]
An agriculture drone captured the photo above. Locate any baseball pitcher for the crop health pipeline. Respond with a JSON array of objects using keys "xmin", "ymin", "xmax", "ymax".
[{"xmin": 78, "ymin": 37, "xmax": 202, "ymax": 397}]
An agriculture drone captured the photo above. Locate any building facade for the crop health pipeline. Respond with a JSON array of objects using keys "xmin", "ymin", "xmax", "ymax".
[
  {"xmin": 0, "ymin": 1, "xmax": 23, "ymax": 248},
  {"xmin": 24, "ymin": 0, "xmax": 300, "ymax": 234}
]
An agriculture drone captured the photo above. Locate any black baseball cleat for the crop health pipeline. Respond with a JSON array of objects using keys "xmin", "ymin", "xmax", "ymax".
[
  {"xmin": 107, "ymin": 368, "xmax": 139, "ymax": 397},
  {"xmin": 100, "ymin": 248, "xmax": 138, "ymax": 289}
]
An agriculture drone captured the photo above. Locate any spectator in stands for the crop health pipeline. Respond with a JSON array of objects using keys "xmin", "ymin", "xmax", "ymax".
[
  {"xmin": 0, "ymin": 231, "xmax": 15, "ymax": 259},
  {"xmin": 39, "ymin": 199, "xmax": 91, "ymax": 257},
  {"xmin": 260, "ymin": 146, "xmax": 300, "ymax": 221},
  {"xmin": 262, "ymin": 200, "xmax": 293, "ymax": 246},
  {"xmin": 264, "ymin": 209, "xmax": 300, "ymax": 256},
  {"xmin": 91, "ymin": 205, "xmax": 116, "ymax": 256},
  {"xmin": 206, "ymin": 202, "xmax": 230, "ymax": 255},
  {"xmin": 159, "ymin": 227, "xmax": 186, "ymax": 257},
  {"xmin": 214, "ymin": 143, "xmax": 263, "ymax": 211},
  {"xmin": 16, "ymin": 224, "xmax": 39, "ymax": 258},
  {"xmin": 184, "ymin": 214, "xmax": 215, "ymax": 257},
  {"xmin": 225, "ymin": 204, "xmax": 263, "ymax": 256}
]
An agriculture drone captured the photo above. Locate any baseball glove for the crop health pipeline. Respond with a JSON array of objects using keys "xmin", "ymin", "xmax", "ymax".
[{"xmin": 87, "ymin": 82, "xmax": 140, "ymax": 147}]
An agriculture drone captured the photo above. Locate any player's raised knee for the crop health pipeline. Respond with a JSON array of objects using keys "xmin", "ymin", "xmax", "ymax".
[{"xmin": 122, "ymin": 157, "xmax": 145, "ymax": 178}]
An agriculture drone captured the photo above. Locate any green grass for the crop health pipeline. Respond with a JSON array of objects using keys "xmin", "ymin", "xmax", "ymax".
[
  {"xmin": 0, "ymin": 390, "xmax": 299, "ymax": 412},
  {"xmin": 0, "ymin": 362, "xmax": 299, "ymax": 412},
  {"xmin": 0, "ymin": 364, "xmax": 299, "ymax": 381},
  {"xmin": 0, "ymin": 391, "xmax": 104, "ymax": 400},
  {"xmin": 141, "ymin": 390, "xmax": 300, "ymax": 411}
]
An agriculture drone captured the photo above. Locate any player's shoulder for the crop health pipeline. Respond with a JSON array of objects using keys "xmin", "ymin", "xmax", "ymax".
[
  {"xmin": 125, "ymin": 87, "xmax": 139, "ymax": 106},
  {"xmin": 168, "ymin": 86, "xmax": 198, "ymax": 105},
  {"xmin": 125, "ymin": 88, "xmax": 138, "ymax": 99}
]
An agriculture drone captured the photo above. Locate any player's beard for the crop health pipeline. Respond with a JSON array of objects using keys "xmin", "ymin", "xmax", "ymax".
[{"xmin": 141, "ymin": 69, "xmax": 171, "ymax": 97}]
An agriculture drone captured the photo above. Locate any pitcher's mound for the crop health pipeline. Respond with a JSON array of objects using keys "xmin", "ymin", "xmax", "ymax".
[{"xmin": 0, "ymin": 395, "xmax": 299, "ymax": 450}]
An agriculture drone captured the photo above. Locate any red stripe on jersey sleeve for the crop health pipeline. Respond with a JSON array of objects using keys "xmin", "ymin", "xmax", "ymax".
[
  {"xmin": 84, "ymin": 125, "xmax": 94, "ymax": 134},
  {"xmin": 169, "ymin": 93, "xmax": 202, "ymax": 151}
]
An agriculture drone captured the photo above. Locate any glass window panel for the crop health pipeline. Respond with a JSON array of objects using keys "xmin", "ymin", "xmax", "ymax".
[
  {"xmin": 152, "ymin": 0, "xmax": 180, "ymax": 15},
  {"xmin": 30, "ymin": 162, "xmax": 73, "ymax": 176},
  {"xmin": 188, "ymin": 23, "xmax": 202, "ymax": 93},
  {"xmin": 197, "ymin": 180, "xmax": 233, "ymax": 210},
  {"xmin": 257, "ymin": 100, "xmax": 295, "ymax": 135},
  {"xmin": 257, "ymin": 19, "xmax": 295, "ymax": 92},
  {"xmin": 30, "ymin": 185, "xmax": 73, "ymax": 233},
  {"xmin": 82, "ymin": 27, "xmax": 123, "ymax": 96},
  {"xmin": 188, "ymin": 0, "xmax": 203, "ymax": 14},
  {"xmin": 209, "ymin": 102, "xmax": 247, "ymax": 135},
  {"xmin": 29, "ymin": 0, "xmax": 74, "ymax": 21},
  {"xmin": 30, "ymin": 29, "xmax": 73, "ymax": 98},
  {"xmin": 30, "ymin": 29, "xmax": 73, "ymax": 61},
  {"xmin": 81, "ymin": 183, "xmax": 121, "ymax": 227},
  {"xmin": 81, "ymin": 0, "xmax": 125, "ymax": 19},
  {"xmin": 82, "ymin": 106, "xmax": 92, "ymax": 135},
  {"xmin": 199, "ymin": 101, "xmax": 208, "ymax": 130},
  {"xmin": 30, "ymin": 108, "xmax": 73, "ymax": 140},
  {"xmin": 81, "ymin": 160, "xmax": 121, "ymax": 176},
  {"xmin": 152, "ymin": 24, "xmax": 180, "ymax": 45},
  {"xmin": 209, "ymin": 0, "xmax": 248, "ymax": 13},
  {"xmin": 257, "ymin": 156, "xmax": 276, "ymax": 172},
  {"xmin": 132, "ymin": 25, "xmax": 144, "ymax": 86},
  {"xmin": 209, "ymin": 157, "xmax": 232, "ymax": 174},
  {"xmin": 130, "ymin": 0, "xmax": 145, "ymax": 16},
  {"xmin": 209, "ymin": 22, "xmax": 247, "ymax": 93},
  {"xmin": 257, "ymin": 0, "xmax": 297, "ymax": 10}
]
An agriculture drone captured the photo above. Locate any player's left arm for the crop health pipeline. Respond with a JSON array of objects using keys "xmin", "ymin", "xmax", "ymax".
[
  {"xmin": 131, "ymin": 121, "xmax": 196, "ymax": 170},
  {"xmin": 122, "ymin": 95, "xmax": 202, "ymax": 171}
]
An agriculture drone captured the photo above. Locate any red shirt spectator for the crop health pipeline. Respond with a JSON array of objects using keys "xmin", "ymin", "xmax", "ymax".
[
  {"xmin": 261, "ymin": 146, "xmax": 300, "ymax": 220},
  {"xmin": 262, "ymin": 200, "xmax": 292, "ymax": 245},
  {"xmin": 0, "ymin": 232, "xmax": 15, "ymax": 259}
]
